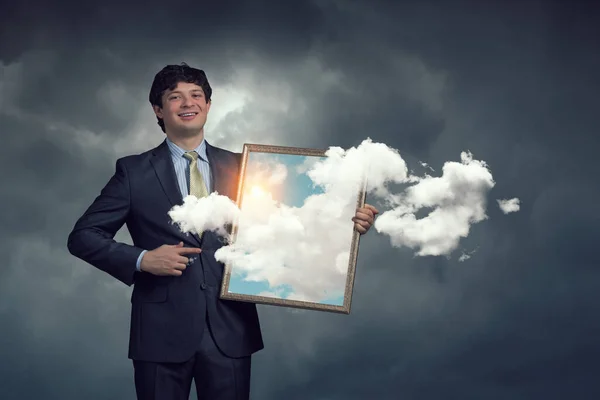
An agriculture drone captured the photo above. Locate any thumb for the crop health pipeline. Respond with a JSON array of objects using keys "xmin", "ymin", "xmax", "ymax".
[{"xmin": 172, "ymin": 241, "xmax": 184, "ymax": 247}]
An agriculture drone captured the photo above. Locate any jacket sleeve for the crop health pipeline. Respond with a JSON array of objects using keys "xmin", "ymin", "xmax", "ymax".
[{"xmin": 67, "ymin": 158, "xmax": 144, "ymax": 286}]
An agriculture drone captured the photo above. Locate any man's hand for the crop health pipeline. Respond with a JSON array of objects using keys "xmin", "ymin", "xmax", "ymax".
[
  {"xmin": 140, "ymin": 242, "xmax": 202, "ymax": 276},
  {"xmin": 353, "ymin": 203, "xmax": 379, "ymax": 235}
]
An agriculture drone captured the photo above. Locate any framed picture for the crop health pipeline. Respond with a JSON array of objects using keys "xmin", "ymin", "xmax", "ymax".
[{"xmin": 219, "ymin": 143, "xmax": 366, "ymax": 314}]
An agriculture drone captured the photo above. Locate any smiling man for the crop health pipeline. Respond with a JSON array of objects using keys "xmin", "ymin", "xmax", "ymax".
[{"xmin": 67, "ymin": 63, "xmax": 379, "ymax": 400}]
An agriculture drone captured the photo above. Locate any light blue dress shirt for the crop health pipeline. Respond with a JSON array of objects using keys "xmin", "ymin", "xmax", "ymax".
[{"xmin": 135, "ymin": 138, "xmax": 212, "ymax": 271}]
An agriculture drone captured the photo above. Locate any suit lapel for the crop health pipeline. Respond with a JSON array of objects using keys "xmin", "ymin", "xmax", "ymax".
[
  {"xmin": 150, "ymin": 140, "xmax": 203, "ymax": 246},
  {"xmin": 150, "ymin": 140, "xmax": 183, "ymax": 207},
  {"xmin": 205, "ymin": 141, "xmax": 240, "ymax": 242},
  {"xmin": 206, "ymin": 141, "xmax": 238, "ymax": 201}
]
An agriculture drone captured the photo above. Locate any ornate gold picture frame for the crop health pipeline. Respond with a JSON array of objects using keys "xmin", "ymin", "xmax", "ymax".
[{"xmin": 219, "ymin": 144, "xmax": 366, "ymax": 314}]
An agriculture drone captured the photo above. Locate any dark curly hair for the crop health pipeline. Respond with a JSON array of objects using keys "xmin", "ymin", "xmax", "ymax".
[{"xmin": 149, "ymin": 63, "xmax": 212, "ymax": 133}]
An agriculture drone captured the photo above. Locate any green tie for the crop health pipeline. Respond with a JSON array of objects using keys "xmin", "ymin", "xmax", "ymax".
[{"xmin": 183, "ymin": 151, "xmax": 209, "ymax": 199}]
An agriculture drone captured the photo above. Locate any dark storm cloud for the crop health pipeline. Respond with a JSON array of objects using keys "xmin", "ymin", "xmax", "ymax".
[
  {"xmin": 0, "ymin": 0, "xmax": 321, "ymax": 63},
  {"xmin": 0, "ymin": 0, "xmax": 323, "ymax": 140},
  {"xmin": 2, "ymin": 0, "xmax": 600, "ymax": 399},
  {"xmin": 255, "ymin": 214, "xmax": 600, "ymax": 399}
]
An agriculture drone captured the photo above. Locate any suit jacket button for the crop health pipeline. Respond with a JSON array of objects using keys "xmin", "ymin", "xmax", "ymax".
[{"xmin": 200, "ymin": 283, "xmax": 207, "ymax": 290}]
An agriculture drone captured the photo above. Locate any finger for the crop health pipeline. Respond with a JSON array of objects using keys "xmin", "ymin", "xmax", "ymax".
[
  {"xmin": 352, "ymin": 219, "xmax": 373, "ymax": 230},
  {"xmin": 353, "ymin": 219, "xmax": 371, "ymax": 229},
  {"xmin": 169, "ymin": 241, "xmax": 184, "ymax": 247},
  {"xmin": 177, "ymin": 256, "xmax": 189, "ymax": 264},
  {"xmin": 355, "ymin": 211, "xmax": 374, "ymax": 222},
  {"xmin": 172, "ymin": 263, "xmax": 187, "ymax": 271},
  {"xmin": 176, "ymin": 247, "xmax": 202, "ymax": 254},
  {"xmin": 356, "ymin": 208, "xmax": 374, "ymax": 219},
  {"xmin": 354, "ymin": 223, "xmax": 367, "ymax": 234},
  {"xmin": 171, "ymin": 269, "xmax": 183, "ymax": 276},
  {"xmin": 353, "ymin": 216, "xmax": 374, "ymax": 228},
  {"xmin": 364, "ymin": 204, "xmax": 380, "ymax": 214}
]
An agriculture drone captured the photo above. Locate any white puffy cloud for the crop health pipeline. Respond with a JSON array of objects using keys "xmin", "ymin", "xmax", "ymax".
[
  {"xmin": 375, "ymin": 151, "xmax": 496, "ymax": 256},
  {"xmin": 245, "ymin": 157, "xmax": 289, "ymax": 189},
  {"xmin": 168, "ymin": 193, "xmax": 241, "ymax": 238},
  {"xmin": 497, "ymin": 198, "xmax": 521, "ymax": 214}
]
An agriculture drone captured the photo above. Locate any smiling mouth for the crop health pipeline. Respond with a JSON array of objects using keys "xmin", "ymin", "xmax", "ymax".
[{"xmin": 178, "ymin": 112, "xmax": 198, "ymax": 118}]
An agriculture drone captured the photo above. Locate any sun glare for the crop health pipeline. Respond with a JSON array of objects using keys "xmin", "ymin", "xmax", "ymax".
[{"xmin": 250, "ymin": 185, "xmax": 265, "ymax": 197}]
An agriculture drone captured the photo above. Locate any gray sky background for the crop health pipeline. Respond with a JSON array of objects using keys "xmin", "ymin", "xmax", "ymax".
[{"xmin": 1, "ymin": 0, "xmax": 599, "ymax": 399}]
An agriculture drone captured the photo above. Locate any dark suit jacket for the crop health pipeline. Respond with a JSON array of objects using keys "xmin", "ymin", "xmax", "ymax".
[{"xmin": 67, "ymin": 139, "xmax": 264, "ymax": 363}]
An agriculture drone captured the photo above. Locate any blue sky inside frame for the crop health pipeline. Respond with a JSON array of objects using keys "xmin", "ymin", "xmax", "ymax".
[{"xmin": 226, "ymin": 152, "xmax": 345, "ymax": 306}]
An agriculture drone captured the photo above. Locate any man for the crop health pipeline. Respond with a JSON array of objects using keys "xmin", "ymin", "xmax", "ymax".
[{"xmin": 67, "ymin": 63, "xmax": 379, "ymax": 399}]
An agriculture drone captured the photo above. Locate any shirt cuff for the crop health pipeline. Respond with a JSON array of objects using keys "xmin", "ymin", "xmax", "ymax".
[{"xmin": 136, "ymin": 250, "xmax": 148, "ymax": 272}]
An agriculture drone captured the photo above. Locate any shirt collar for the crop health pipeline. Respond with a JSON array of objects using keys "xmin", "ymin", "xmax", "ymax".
[{"xmin": 166, "ymin": 137, "xmax": 209, "ymax": 163}]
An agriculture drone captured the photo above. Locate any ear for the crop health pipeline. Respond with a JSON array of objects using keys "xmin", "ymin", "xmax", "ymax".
[
  {"xmin": 206, "ymin": 100, "xmax": 211, "ymax": 113},
  {"xmin": 152, "ymin": 105, "xmax": 163, "ymax": 118}
]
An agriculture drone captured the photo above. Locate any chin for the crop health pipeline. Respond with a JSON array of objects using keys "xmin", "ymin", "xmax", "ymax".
[{"xmin": 179, "ymin": 126, "xmax": 205, "ymax": 136}]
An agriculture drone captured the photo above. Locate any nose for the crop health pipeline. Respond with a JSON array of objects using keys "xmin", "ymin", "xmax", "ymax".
[{"xmin": 181, "ymin": 94, "xmax": 194, "ymax": 107}]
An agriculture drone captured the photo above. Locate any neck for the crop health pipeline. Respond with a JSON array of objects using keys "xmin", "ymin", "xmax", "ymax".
[{"xmin": 166, "ymin": 130, "xmax": 205, "ymax": 151}]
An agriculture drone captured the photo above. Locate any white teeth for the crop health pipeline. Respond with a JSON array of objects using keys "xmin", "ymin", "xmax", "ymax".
[{"xmin": 180, "ymin": 113, "xmax": 197, "ymax": 117}]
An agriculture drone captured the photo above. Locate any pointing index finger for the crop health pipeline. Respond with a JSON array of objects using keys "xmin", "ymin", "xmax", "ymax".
[{"xmin": 176, "ymin": 247, "xmax": 202, "ymax": 254}]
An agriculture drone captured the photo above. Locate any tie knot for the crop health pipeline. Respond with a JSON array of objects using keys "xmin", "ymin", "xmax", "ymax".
[{"xmin": 183, "ymin": 151, "xmax": 199, "ymax": 161}]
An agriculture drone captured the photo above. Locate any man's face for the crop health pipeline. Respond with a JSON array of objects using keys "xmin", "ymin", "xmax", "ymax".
[{"xmin": 153, "ymin": 81, "xmax": 211, "ymax": 136}]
